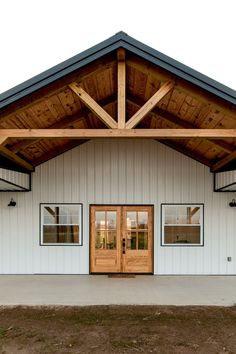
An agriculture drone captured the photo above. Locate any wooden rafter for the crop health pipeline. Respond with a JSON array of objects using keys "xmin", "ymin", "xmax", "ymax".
[
  {"xmin": 211, "ymin": 151, "xmax": 236, "ymax": 172},
  {"xmin": 117, "ymin": 48, "xmax": 126, "ymax": 128},
  {"xmin": 2, "ymin": 128, "xmax": 236, "ymax": 139},
  {"xmin": 125, "ymin": 81, "xmax": 175, "ymax": 129},
  {"xmin": 0, "ymin": 146, "xmax": 34, "ymax": 171},
  {"xmin": 69, "ymin": 83, "xmax": 118, "ymax": 129},
  {"xmin": 127, "ymin": 95, "xmax": 234, "ymax": 154}
]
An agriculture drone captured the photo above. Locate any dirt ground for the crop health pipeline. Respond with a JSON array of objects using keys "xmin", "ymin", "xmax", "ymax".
[{"xmin": 0, "ymin": 306, "xmax": 236, "ymax": 354}]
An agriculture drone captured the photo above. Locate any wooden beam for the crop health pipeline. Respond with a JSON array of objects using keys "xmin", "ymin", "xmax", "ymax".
[
  {"xmin": 69, "ymin": 83, "xmax": 118, "ymax": 129},
  {"xmin": 211, "ymin": 150, "xmax": 236, "ymax": 172},
  {"xmin": 127, "ymin": 95, "xmax": 234, "ymax": 153},
  {"xmin": 0, "ymin": 146, "xmax": 34, "ymax": 171},
  {"xmin": 9, "ymin": 94, "xmax": 116, "ymax": 153},
  {"xmin": 117, "ymin": 48, "xmax": 126, "ymax": 128},
  {"xmin": 0, "ymin": 136, "xmax": 8, "ymax": 146},
  {"xmin": 2, "ymin": 128, "xmax": 236, "ymax": 139},
  {"xmin": 125, "ymin": 81, "xmax": 175, "ymax": 129}
]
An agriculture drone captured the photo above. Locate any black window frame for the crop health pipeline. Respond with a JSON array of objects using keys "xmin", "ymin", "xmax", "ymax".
[{"xmin": 40, "ymin": 203, "xmax": 83, "ymax": 246}]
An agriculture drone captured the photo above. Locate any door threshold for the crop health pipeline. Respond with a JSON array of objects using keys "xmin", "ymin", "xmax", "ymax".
[{"xmin": 108, "ymin": 273, "xmax": 136, "ymax": 278}]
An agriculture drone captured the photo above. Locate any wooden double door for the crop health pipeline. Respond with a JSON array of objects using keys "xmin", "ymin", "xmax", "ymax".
[{"xmin": 90, "ymin": 205, "xmax": 153, "ymax": 273}]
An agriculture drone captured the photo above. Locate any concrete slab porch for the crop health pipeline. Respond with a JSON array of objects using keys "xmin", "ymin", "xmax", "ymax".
[{"xmin": 0, "ymin": 275, "xmax": 236, "ymax": 306}]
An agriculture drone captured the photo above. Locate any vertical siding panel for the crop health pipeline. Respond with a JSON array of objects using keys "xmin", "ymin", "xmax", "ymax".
[
  {"xmin": 126, "ymin": 140, "xmax": 135, "ymax": 204},
  {"xmin": 110, "ymin": 140, "xmax": 119, "ymax": 203},
  {"xmin": 133, "ymin": 140, "xmax": 142, "ymax": 204},
  {"xmin": 118, "ymin": 139, "xmax": 126, "ymax": 204},
  {"xmin": 103, "ymin": 140, "xmax": 111, "ymax": 204},
  {"xmin": 94, "ymin": 140, "xmax": 103, "ymax": 203}
]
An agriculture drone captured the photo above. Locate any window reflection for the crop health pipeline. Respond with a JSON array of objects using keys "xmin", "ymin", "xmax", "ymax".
[{"xmin": 95, "ymin": 211, "xmax": 117, "ymax": 249}]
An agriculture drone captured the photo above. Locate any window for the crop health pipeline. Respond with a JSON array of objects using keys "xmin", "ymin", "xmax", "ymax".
[
  {"xmin": 161, "ymin": 204, "xmax": 203, "ymax": 246},
  {"xmin": 40, "ymin": 204, "xmax": 82, "ymax": 245}
]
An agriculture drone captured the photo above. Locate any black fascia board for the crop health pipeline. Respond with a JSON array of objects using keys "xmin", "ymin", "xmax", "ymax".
[{"xmin": 0, "ymin": 31, "xmax": 236, "ymax": 110}]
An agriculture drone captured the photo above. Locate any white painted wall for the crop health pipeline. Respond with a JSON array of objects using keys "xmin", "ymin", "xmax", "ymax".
[{"xmin": 0, "ymin": 139, "xmax": 236, "ymax": 274}]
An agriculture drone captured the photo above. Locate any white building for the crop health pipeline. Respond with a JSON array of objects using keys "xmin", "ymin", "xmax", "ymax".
[{"xmin": 0, "ymin": 32, "xmax": 236, "ymax": 275}]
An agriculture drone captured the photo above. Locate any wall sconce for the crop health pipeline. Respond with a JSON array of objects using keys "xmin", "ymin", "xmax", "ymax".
[
  {"xmin": 8, "ymin": 198, "xmax": 16, "ymax": 207},
  {"xmin": 229, "ymin": 199, "xmax": 236, "ymax": 207}
]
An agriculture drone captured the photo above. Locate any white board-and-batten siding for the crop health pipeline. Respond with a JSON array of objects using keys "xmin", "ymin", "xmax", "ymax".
[{"xmin": 0, "ymin": 139, "xmax": 236, "ymax": 275}]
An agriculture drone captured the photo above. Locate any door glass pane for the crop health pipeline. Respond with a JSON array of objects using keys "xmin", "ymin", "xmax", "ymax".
[
  {"xmin": 95, "ymin": 212, "xmax": 106, "ymax": 229},
  {"xmin": 126, "ymin": 231, "xmax": 137, "ymax": 250},
  {"xmin": 107, "ymin": 212, "xmax": 117, "ymax": 229},
  {"xmin": 138, "ymin": 212, "xmax": 148, "ymax": 229},
  {"xmin": 96, "ymin": 231, "xmax": 106, "ymax": 249},
  {"xmin": 131, "ymin": 232, "xmax": 137, "ymax": 249},
  {"xmin": 126, "ymin": 212, "xmax": 137, "ymax": 229},
  {"xmin": 107, "ymin": 231, "xmax": 116, "ymax": 249},
  {"xmin": 138, "ymin": 231, "xmax": 148, "ymax": 249}
]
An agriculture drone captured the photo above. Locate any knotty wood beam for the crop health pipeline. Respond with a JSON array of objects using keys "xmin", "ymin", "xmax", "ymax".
[
  {"xmin": 211, "ymin": 151, "xmax": 236, "ymax": 172},
  {"xmin": 10, "ymin": 94, "xmax": 116, "ymax": 153},
  {"xmin": 125, "ymin": 81, "xmax": 175, "ymax": 129},
  {"xmin": 127, "ymin": 95, "xmax": 234, "ymax": 153},
  {"xmin": 69, "ymin": 83, "xmax": 118, "ymax": 129},
  {"xmin": 117, "ymin": 48, "xmax": 126, "ymax": 128},
  {"xmin": 2, "ymin": 128, "xmax": 236, "ymax": 139},
  {"xmin": 0, "ymin": 146, "xmax": 34, "ymax": 171}
]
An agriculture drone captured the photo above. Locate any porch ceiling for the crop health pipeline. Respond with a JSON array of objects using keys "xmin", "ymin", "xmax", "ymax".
[{"xmin": 0, "ymin": 32, "xmax": 235, "ymax": 172}]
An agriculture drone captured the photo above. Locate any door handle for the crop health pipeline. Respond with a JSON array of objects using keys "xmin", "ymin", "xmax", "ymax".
[{"xmin": 122, "ymin": 238, "xmax": 126, "ymax": 254}]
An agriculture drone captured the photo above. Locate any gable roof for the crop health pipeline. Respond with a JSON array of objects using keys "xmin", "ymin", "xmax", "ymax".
[
  {"xmin": 1, "ymin": 31, "xmax": 235, "ymax": 109},
  {"xmin": 0, "ymin": 31, "xmax": 236, "ymax": 174}
]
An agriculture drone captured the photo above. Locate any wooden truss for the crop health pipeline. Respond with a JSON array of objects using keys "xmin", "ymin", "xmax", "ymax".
[{"xmin": 0, "ymin": 48, "xmax": 235, "ymax": 172}]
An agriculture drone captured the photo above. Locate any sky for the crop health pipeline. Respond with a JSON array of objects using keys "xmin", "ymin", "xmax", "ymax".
[{"xmin": 0, "ymin": 0, "xmax": 235, "ymax": 94}]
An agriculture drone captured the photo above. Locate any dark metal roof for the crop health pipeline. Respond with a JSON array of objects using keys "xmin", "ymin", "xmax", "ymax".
[{"xmin": 0, "ymin": 31, "xmax": 236, "ymax": 109}]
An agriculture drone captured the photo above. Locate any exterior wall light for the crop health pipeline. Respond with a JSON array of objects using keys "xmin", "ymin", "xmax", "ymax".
[
  {"xmin": 8, "ymin": 198, "xmax": 16, "ymax": 207},
  {"xmin": 229, "ymin": 199, "xmax": 236, "ymax": 207}
]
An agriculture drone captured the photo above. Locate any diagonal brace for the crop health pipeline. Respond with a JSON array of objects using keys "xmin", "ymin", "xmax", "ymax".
[
  {"xmin": 69, "ymin": 83, "xmax": 118, "ymax": 129},
  {"xmin": 125, "ymin": 81, "xmax": 175, "ymax": 129}
]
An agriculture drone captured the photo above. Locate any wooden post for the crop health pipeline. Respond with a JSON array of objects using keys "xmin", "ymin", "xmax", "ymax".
[{"xmin": 117, "ymin": 48, "xmax": 126, "ymax": 129}]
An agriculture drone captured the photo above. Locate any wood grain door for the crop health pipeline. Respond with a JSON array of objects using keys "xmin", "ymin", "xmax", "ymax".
[
  {"xmin": 121, "ymin": 206, "xmax": 153, "ymax": 273},
  {"xmin": 90, "ymin": 205, "xmax": 153, "ymax": 274}
]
